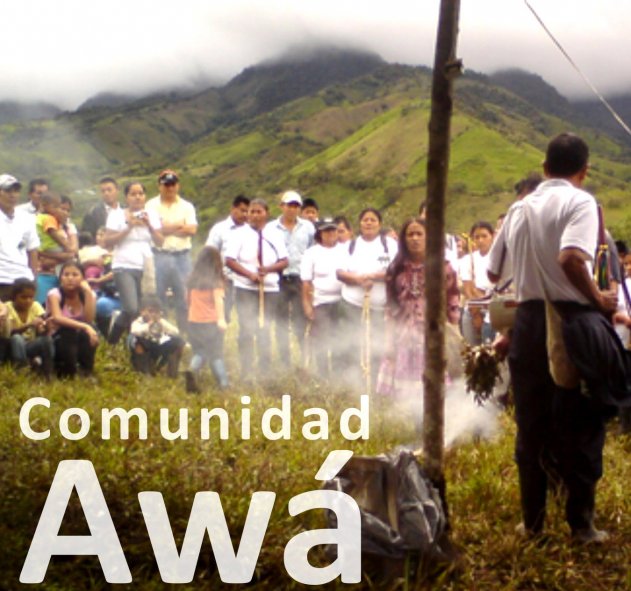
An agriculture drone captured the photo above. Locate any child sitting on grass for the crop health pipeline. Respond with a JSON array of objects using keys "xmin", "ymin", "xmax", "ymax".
[
  {"xmin": 6, "ymin": 278, "xmax": 54, "ymax": 378},
  {"xmin": 129, "ymin": 296, "xmax": 185, "ymax": 377},
  {"xmin": 0, "ymin": 301, "xmax": 10, "ymax": 363}
]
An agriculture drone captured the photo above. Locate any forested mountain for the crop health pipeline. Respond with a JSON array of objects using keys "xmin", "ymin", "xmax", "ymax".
[{"xmin": 1, "ymin": 48, "xmax": 630, "ymax": 237}]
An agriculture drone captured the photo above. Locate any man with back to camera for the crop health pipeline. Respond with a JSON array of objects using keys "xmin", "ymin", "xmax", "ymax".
[
  {"xmin": 16, "ymin": 178, "xmax": 49, "ymax": 216},
  {"xmin": 145, "ymin": 169, "xmax": 198, "ymax": 334},
  {"xmin": 267, "ymin": 190, "xmax": 315, "ymax": 363},
  {"xmin": 0, "ymin": 175, "xmax": 40, "ymax": 302},
  {"xmin": 488, "ymin": 132, "xmax": 629, "ymax": 543},
  {"xmin": 82, "ymin": 176, "xmax": 120, "ymax": 242},
  {"xmin": 206, "ymin": 194, "xmax": 250, "ymax": 323}
]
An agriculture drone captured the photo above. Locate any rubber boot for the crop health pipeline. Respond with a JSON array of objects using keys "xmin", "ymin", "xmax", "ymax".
[
  {"xmin": 107, "ymin": 319, "xmax": 126, "ymax": 345},
  {"xmin": 210, "ymin": 359, "xmax": 229, "ymax": 388},
  {"xmin": 184, "ymin": 371, "xmax": 201, "ymax": 394},
  {"xmin": 166, "ymin": 349, "xmax": 182, "ymax": 379}
]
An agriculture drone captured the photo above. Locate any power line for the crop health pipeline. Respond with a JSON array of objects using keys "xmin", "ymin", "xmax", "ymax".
[{"xmin": 524, "ymin": 0, "xmax": 631, "ymax": 139}]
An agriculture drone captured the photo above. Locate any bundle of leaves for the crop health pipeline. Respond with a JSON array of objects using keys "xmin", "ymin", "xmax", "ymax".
[{"xmin": 462, "ymin": 343, "xmax": 503, "ymax": 405}]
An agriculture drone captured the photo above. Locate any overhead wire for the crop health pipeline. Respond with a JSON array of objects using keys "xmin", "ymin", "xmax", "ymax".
[{"xmin": 524, "ymin": 0, "xmax": 631, "ymax": 139}]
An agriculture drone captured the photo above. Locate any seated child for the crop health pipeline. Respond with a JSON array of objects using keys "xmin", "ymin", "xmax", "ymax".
[
  {"xmin": 6, "ymin": 278, "xmax": 54, "ymax": 377},
  {"xmin": 0, "ymin": 301, "xmax": 10, "ymax": 364},
  {"xmin": 129, "ymin": 296, "xmax": 185, "ymax": 377}
]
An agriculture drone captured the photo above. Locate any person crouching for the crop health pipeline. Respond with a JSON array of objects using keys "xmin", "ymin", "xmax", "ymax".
[
  {"xmin": 7, "ymin": 278, "xmax": 54, "ymax": 378},
  {"xmin": 129, "ymin": 296, "xmax": 184, "ymax": 377}
]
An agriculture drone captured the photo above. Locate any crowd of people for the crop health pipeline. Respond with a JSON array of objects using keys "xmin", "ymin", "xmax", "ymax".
[
  {"xmin": 1, "ymin": 162, "xmax": 630, "ymax": 392},
  {"xmin": 1, "ymin": 131, "xmax": 631, "ymax": 543}
]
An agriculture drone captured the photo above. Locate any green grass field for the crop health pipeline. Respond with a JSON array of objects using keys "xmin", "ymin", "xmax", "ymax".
[{"xmin": 2, "ymin": 341, "xmax": 630, "ymax": 590}]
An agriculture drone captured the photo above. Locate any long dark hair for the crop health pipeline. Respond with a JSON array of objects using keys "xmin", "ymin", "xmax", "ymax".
[
  {"xmin": 188, "ymin": 246, "xmax": 224, "ymax": 290},
  {"xmin": 57, "ymin": 260, "xmax": 87, "ymax": 309},
  {"xmin": 358, "ymin": 207, "xmax": 382, "ymax": 224},
  {"xmin": 385, "ymin": 218, "xmax": 425, "ymax": 315}
]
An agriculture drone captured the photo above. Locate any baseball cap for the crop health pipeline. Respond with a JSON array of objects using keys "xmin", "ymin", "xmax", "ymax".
[
  {"xmin": 0, "ymin": 174, "xmax": 22, "ymax": 191},
  {"xmin": 316, "ymin": 217, "xmax": 337, "ymax": 231},
  {"xmin": 158, "ymin": 169, "xmax": 179, "ymax": 185},
  {"xmin": 280, "ymin": 190, "xmax": 302, "ymax": 206}
]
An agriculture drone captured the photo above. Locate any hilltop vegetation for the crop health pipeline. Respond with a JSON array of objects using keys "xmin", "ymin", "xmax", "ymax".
[{"xmin": 1, "ymin": 49, "xmax": 631, "ymax": 238}]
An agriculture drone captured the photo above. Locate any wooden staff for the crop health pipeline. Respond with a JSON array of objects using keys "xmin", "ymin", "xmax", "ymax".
[
  {"xmin": 360, "ymin": 289, "xmax": 372, "ymax": 395},
  {"xmin": 258, "ymin": 282, "xmax": 265, "ymax": 328},
  {"xmin": 303, "ymin": 320, "xmax": 312, "ymax": 369},
  {"xmin": 258, "ymin": 229, "xmax": 265, "ymax": 328}
]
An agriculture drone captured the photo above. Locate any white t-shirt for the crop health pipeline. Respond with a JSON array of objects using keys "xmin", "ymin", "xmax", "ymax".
[
  {"xmin": 300, "ymin": 243, "xmax": 344, "ymax": 307},
  {"xmin": 106, "ymin": 208, "xmax": 161, "ymax": 271},
  {"xmin": 0, "ymin": 208, "xmax": 40, "ymax": 282},
  {"xmin": 616, "ymin": 278, "xmax": 631, "ymax": 346},
  {"xmin": 206, "ymin": 215, "xmax": 243, "ymax": 280},
  {"xmin": 488, "ymin": 179, "xmax": 598, "ymax": 304},
  {"xmin": 337, "ymin": 235, "xmax": 398, "ymax": 309},
  {"xmin": 459, "ymin": 250, "xmax": 493, "ymax": 294},
  {"xmin": 225, "ymin": 224, "xmax": 288, "ymax": 292}
]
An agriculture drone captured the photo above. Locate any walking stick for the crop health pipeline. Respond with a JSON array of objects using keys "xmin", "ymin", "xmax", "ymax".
[
  {"xmin": 258, "ymin": 281, "xmax": 265, "ymax": 328},
  {"xmin": 360, "ymin": 289, "xmax": 372, "ymax": 395},
  {"xmin": 303, "ymin": 320, "xmax": 312, "ymax": 370},
  {"xmin": 257, "ymin": 229, "xmax": 265, "ymax": 328}
]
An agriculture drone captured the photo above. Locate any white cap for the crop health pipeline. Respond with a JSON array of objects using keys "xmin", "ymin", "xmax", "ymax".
[
  {"xmin": 280, "ymin": 190, "xmax": 302, "ymax": 205},
  {"xmin": 0, "ymin": 174, "xmax": 21, "ymax": 191}
]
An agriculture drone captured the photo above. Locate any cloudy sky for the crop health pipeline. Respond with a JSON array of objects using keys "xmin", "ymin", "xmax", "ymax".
[{"xmin": 4, "ymin": 0, "xmax": 630, "ymax": 109}]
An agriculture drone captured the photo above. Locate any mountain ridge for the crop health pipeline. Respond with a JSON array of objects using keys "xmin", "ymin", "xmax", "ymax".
[{"xmin": 1, "ymin": 48, "xmax": 631, "ymax": 238}]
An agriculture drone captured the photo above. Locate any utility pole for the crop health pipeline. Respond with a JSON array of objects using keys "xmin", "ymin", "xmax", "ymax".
[{"xmin": 423, "ymin": 0, "xmax": 462, "ymax": 502}]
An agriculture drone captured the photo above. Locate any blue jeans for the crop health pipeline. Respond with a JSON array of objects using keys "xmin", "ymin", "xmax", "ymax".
[
  {"xmin": 153, "ymin": 251, "xmax": 191, "ymax": 332},
  {"xmin": 10, "ymin": 334, "xmax": 54, "ymax": 369},
  {"xmin": 113, "ymin": 269, "xmax": 143, "ymax": 328},
  {"xmin": 108, "ymin": 269, "xmax": 142, "ymax": 344},
  {"xmin": 96, "ymin": 294, "xmax": 120, "ymax": 319}
]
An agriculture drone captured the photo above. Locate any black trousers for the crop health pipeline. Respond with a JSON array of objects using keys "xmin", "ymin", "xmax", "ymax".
[
  {"xmin": 131, "ymin": 335, "xmax": 185, "ymax": 376},
  {"xmin": 275, "ymin": 275, "xmax": 306, "ymax": 363},
  {"xmin": 54, "ymin": 327, "xmax": 97, "ymax": 378},
  {"xmin": 235, "ymin": 287, "xmax": 278, "ymax": 374},
  {"xmin": 509, "ymin": 300, "xmax": 607, "ymax": 533},
  {"xmin": 309, "ymin": 301, "xmax": 342, "ymax": 375}
]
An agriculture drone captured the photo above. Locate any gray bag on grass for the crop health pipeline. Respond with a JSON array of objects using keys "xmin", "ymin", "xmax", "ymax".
[{"xmin": 322, "ymin": 450, "xmax": 447, "ymax": 561}]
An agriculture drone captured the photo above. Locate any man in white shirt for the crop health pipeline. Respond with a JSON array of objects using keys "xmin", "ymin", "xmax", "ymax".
[
  {"xmin": 0, "ymin": 175, "xmax": 40, "ymax": 301},
  {"xmin": 226, "ymin": 198, "xmax": 288, "ymax": 375},
  {"xmin": 267, "ymin": 190, "xmax": 315, "ymax": 363},
  {"xmin": 206, "ymin": 194, "xmax": 250, "ymax": 323},
  {"xmin": 16, "ymin": 178, "xmax": 49, "ymax": 216},
  {"xmin": 488, "ymin": 133, "xmax": 621, "ymax": 544}
]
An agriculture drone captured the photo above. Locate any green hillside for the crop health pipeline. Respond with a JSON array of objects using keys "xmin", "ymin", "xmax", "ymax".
[{"xmin": 1, "ymin": 53, "xmax": 631, "ymax": 239}]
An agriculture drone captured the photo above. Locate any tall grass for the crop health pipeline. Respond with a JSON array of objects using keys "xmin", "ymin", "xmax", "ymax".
[{"xmin": 1, "ymin": 344, "xmax": 630, "ymax": 590}]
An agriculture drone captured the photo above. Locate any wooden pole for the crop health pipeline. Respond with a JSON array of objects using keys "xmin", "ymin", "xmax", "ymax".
[{"xmin": 423, "ymin": 0, "xmax": 462, "ymax": 489}]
